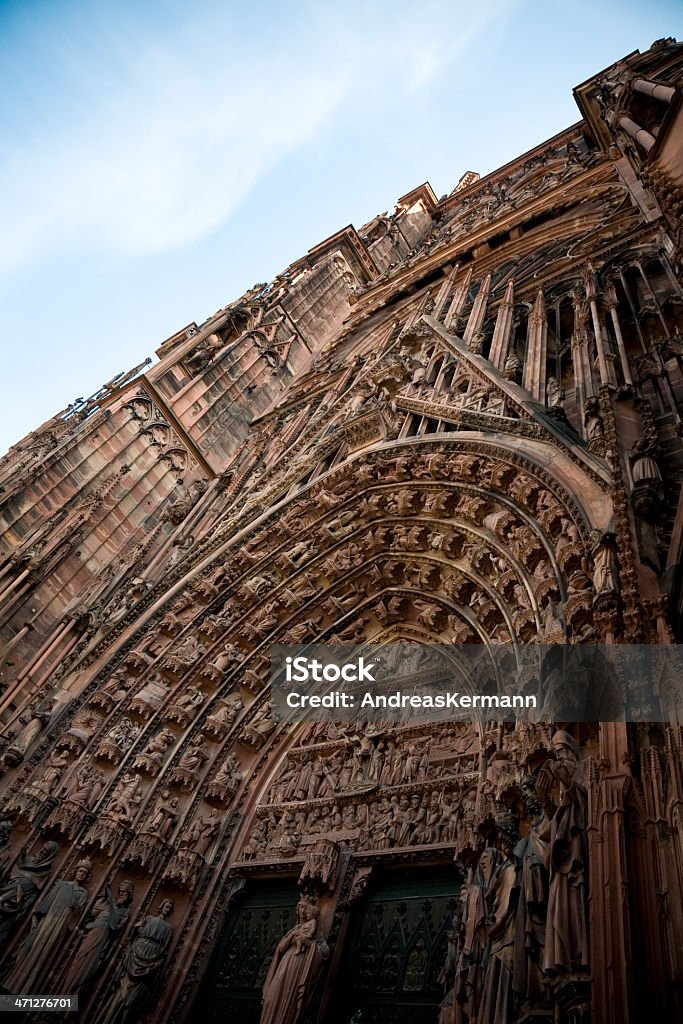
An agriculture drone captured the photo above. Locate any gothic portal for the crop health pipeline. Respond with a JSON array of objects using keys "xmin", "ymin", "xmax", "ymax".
[{"xmin": 1, "ymin": 37, "xmax": 683, "ymax": 1024}]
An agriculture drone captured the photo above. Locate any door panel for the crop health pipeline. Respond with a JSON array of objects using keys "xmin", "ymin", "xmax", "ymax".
[{"xmin": 332, "ymin": 870, "xmax": 458, "ymax": 1024}]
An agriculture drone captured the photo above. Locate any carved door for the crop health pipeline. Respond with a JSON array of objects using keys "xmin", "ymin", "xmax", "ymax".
[
  {"xmin": 192, "ymin": 880, "xmax": 300, "ymax": 1023},
  {"xmin": 331, "ymin": 869, "xmax": 458, "ymax": 1024}
]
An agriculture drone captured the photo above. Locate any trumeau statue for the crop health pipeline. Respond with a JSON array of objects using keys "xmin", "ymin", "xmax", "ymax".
[{"xmin": 260, "ymin": 895, "xmax": 329, "ymax": 1024}]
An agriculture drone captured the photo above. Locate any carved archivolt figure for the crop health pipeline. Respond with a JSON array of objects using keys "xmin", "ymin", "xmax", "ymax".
[
  {"xmin": 100, "ymin": 900, "xmax": 174, "ymax": 1024},
  {"xmin": 181, "ymin": 809, "xmax": 220, "ymax": 856},
  {"xmin": 107, "ymin": 773, "xmax": 144, "ymax": 826},
  {"xmin": 62, "ymin": 880, "xmax": 135, "ymax": 993},
  {"xmin": 0, "ymin": 842, "xmax": 59, "ymax": 948},
  {"xmin": 64, "ymin": 763, "xmax": 106, "ymax": 806},
  {"xmin": 33, "ymin": 749, "xmax": 70, "ymax": 794},
  {"xmin": 4, "ymin": 857, "xmax": 92, "ymax": 994},
  {"xmin": 260, "ymin": 895, "xmax": 329, "ymax": 1024}
]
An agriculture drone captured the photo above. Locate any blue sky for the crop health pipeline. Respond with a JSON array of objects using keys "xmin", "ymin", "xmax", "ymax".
[{"xmin": 0, "ymin": 0, "xmax": 680, "ymax": 454}]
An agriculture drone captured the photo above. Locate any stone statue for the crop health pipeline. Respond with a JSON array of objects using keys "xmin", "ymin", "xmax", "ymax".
[
  {"xmin": 100, "ymin": 900, "xmax": 174, "ymax": 1024},
  {"xmin": 4, "ymin": 857, "xmax": 92, "ymax": 993},
  {"xmin": 147, "ymin": 791, "xmax": 180, "ymax": 840},
  {"xmin": 107, "ymin": 773, "xmax": 144, "ymax": 826},
  {"xmin": 455, "ymin": 848, "xmax": 501, "ymax": 1021},
  {"xmin": 0, "ymin": 842, "xmax": 59, "ymax": 948},
  {"xmin": 503, "ymin": 352, "xmax": 522, "ymax": 381},
  {"xmin": 592, "ymin": 537, "xmax": 618, "ymax": 596},
  {"xmin": 537, "ymin": 730, "xmax": 590, "ymax": 976},
  {"xmin": 33, "ymin": 749, "xmax": 70, "ymax": 794},
  {"xmin": 260, "ymin": 895, "xmax": 329, "ymax": 1024},
  {"xmin": 477, "ymin": 833, "xmax": 519, "ymax": 1024},
  {"xmin": 4, "ymin": 697, "xmax": 55, "ymax": 766},
  {"xmin": 64, "ymin": 763, "xmax": 106, "ymax": 806},
  {"xmin": 62, "ymin": 880, "xmax": 135, "ymax": 992},
  {"xmin": 181, "ymin": 808, "xmax": 220, "ymax": 856},
  {"xmin": 545, "ymin": 376, "xmax": 562, "ymax": 408},
  {"xmin": 513, "ymin": 776, "xmax": 551, "ymax": 1004},
  {"xmin": 631, "ymin": 438, "xmax": 661, "ymax": 483}
]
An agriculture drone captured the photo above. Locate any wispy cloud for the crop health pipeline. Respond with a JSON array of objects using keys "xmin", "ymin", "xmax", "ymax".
[{"xmin": 0, "ymin": 0, "xmax": 511, "ymax": 276}]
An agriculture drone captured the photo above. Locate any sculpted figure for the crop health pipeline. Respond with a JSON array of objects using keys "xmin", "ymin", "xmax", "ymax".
[
  {"xmin": 260, "ymin": 895, "xmax": 329, "ymax": 1024},
  {"xmin": 135, "ymin": 729, "xmax": 175, "ymax": 773},
  {"xmin": 62, "ymin": 881, "xmax": 135, "ymax": 993},
  {"xmin": 4, "ymin": 858, "xmax": 92, "ymax": 993},
  {"xmin": 439, "ymin": 889, "xmax": 467, "ymax": 1024},
  {"xmin": 100, "ymin": 900, "xmax": 174, "ymax": 1024},
  {"xmin": 477, "ymin": 835, "xmax": 519, "ymax": 1024},
  {"xmin": 182, "ymin": 809, "xmax": 220, "ymax": 856},
  {"xmin": 592, "ymin": 538, "xmax": 618, "ymax": 596},
  {"xmin": 205, "ymin": 696, "xmax": 244, "ymax": 736},
  {"xmin": 178, "ymin": 738, "xmax": 209, "ymax": 774},
  {"xmin": 106, "ymin": 717, "xmax": 140, "ymax": 753},
  {"xmin": 0, "ymin": 842, "xmax": 59, "ymax": 948},
  {"xmin": 456, "ymin": 848, "xmax": 501, "ymax": 1021},
  {"xmin": 631, "ymin": 438, "xmax": 661, "ymax": 483},
  {"xmin": 513, "ymin": 776, "xmax": 551, "ymax": 1004},
  {"xmin": 147, "ymin": 791, "xmax": 180, "ymax": 840},
  {"xmin": 210, "ymin": 752, "xmax": 242, "ymax": 797},
  {"xmin": 34, "ymin": 749, "xmax": 71, "ymax": 794},
  {"xmin": 107, "ymin": 773, "xmax": 144, "ymax": 826},
  {"xmin": 64, "ymin": 763, "xmax": 106, "ymax": 806},
  {"xmin": 537, "ymin": 730, "xmax": 589, "ymax": 976},
  {"xmin": 4, "ymin": 697, "xmax": 55, "ymax": 765},
  {"xmin": 545, "ymin": 376, "xmax": 562, "ymax": 408}
]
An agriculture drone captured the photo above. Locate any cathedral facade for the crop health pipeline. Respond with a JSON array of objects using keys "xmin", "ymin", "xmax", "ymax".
[{"xmin": 0, "ymin": 37, "xmax": 682, "ymax": 1024}]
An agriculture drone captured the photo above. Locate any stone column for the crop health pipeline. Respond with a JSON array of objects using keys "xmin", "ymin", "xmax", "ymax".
[
  {"xmin": 433, "ymin": 263, "xmax": 459, "ymax": 320},
  {"xmin": 619, "ymin": 116, "xmax": 656, "ymax": 152},
  {"xmin": 463, "ymin": 273, "xmax": 491, "ymax": 350},
  {"xmin": 522, "ymin": 289, "xmax": 548, "ymax": 401},
  {"xmin": 589, "ymin": 711, "xmax": 635, "ymax": 1024},
  {"xmin": 571, "ymin": 288, "xmax": 595, "ymax": 425},
  {"xmin": 584, "ymin": 264, "xmax": 611, "ymax": 386},
  {"xmin": 489, "ymin": 279, "xmax": 515, "ymax": 369},
  {"xmin": 444, "ymin": 267, "xmax": 473, "ymax": 330},
  {"xmin": 632, "ymin": 78, "xmax": 675, "ymax": 103},
  {"xmin": 604, "ymin": 280, "xmax": 633, "ymax": 387}
]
